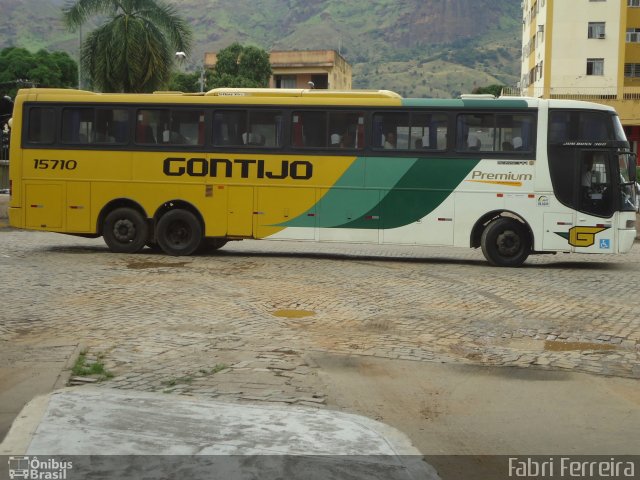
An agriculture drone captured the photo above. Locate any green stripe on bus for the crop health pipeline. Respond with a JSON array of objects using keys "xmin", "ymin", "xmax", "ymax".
[
  {"xmin": 278, "ymin": 157, "xmax": 480, "ymax": 230},
  {"xmin": 402, "ymin": 99, "xmax": 530, "ymax": 109},
  {"xmin": 338, "ymin": 157, "xmax": 480, "ymax": 229},
  {"xmin": 277, "ymin": 156, "xmax": 416, "ymax": 228}
]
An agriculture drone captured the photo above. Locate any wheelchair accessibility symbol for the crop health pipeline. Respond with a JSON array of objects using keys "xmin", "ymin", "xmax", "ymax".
[{"xmin": 599, "ymin": 239, "xmax": 610, "ymax": 249}]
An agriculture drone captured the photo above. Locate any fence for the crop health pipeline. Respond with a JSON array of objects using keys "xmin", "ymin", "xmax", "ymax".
[{"xmin": 501, "ymin": 86, "xmax": 640, "ymax": 100}]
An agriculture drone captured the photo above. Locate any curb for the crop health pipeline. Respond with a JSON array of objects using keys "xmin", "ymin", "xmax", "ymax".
[{"xmin": 54, "ymin": 343, "xmax": 85, "ymax": 390}]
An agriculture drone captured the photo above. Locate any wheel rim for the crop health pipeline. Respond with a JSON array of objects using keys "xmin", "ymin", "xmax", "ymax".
[
  {"xmin": 496, "ymin": 229, "xmax": 521, "ymax": 257},
  {"xmin": 113, "ymin": 219, "xmax": 136, "ymax": 243},
  {"xmin": 166, "ymin": 220, "xmax": 192, "ymax": 248}
]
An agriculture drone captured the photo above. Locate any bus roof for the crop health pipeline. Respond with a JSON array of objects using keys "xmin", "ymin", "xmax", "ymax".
[
  {"xmin": 15, "ymin": 87, "xmax": 404, "ymax": 107},
  {"xmin": 205, "ymin": 88, "xmax": 402, "ymax": 99},
  {"xmin": 14, "ymin": 88, "xmax": 619, "ymax": 112}
]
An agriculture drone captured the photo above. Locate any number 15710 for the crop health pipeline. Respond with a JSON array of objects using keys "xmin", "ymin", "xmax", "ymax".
[{"xmin": 34, "ymin": 159, "xmax": 77, "ymax": 170}]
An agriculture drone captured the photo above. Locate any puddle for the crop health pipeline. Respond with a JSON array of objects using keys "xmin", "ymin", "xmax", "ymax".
[
  {"xmin": 272, "ymin": 309, "xmax": 315, "ymax": 319},
  {"xmin": 504, "ymin": 338, "xmax": 545, "ymax": 351},
  {"xmin": 126, "ymin": 261, "xmax": 190, "ymax": 270},
  {"xmin": 544, "ymin": 340, "xmax": 618, "ymax": 352}
]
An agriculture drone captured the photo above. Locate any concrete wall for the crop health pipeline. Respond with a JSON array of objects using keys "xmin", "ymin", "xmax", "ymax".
[
  {"xmin": 0, "ymin": 194, "xmax": 8, "ymax": 219},
  {"xmin": 549, "ymin": 0, "xmax": 622, "ymax": 91}
]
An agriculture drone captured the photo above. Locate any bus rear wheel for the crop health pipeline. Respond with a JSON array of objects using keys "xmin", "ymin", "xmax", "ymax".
[
  {"xmin": 103, "ymin": 207, "xmax": 148, "ymax": 253},
  {"xmin": 480, "ymin": 217, "xmax": 530, "ymax": 267},
  {"xmin": 156, "ymin": 209, "xmax": 203, "ymax": 256}
]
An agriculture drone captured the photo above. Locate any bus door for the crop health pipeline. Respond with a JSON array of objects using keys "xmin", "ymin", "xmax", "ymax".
[
  {"xmin": 227, "ymin": 186, "xmax": 254, "ymax": 237},
  {"xmin": 544, "ymin": 146, "xmax": 615, "ymax": 252},
  {"xmin": 575, "ymin": 149, "xmax": 615, "ymax": 252}
]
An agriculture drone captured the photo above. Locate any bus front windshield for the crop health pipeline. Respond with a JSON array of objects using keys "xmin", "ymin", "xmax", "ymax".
[
  {"xmin": 618, "ymin": 150, "xmax": 637, "ymax": 211},
  {"xmin": 611, "ymin": 115, "xmax": 637, "ymax": 212},
  {"xmin": 613, "ymin": 114, "xmax": 627, "ymax": 143}
]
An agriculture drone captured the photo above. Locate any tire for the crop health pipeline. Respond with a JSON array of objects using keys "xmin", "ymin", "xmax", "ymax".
[
  {"xmin": 103, "ymin": 207, "xmax": 148, "ymax": 253},
  {"xmin": 480, "ymin": 217, "xmax": 531, "ymax": 267},
  {"xmin": 156, "ymin": 209, "xmax": 203, "ymax": 256}
]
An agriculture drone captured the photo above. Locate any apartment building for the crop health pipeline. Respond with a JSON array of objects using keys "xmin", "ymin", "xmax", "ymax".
[
  {"xmin": 204, "ymin": 50, "xmax": 352, "ymax": 90},
  {"xmin": 519, "ymin": 0, "xmax": 640, "ymax": 151}
]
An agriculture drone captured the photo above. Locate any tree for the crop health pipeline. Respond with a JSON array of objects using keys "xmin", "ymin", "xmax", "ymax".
[
  {"xmin": 209, "ymin": 43, "xmax": 272, "ymax": 89},
  {"xmin": 167, "ymin": 71, "xmax": 201, "ymax": 93},
  {"xmin": 62, "ymin": 0, "xmax": 192, "ymax": 93},
  {"xmin": 0, "ymin": 47, "xmax": 78, "ymax": 97}
]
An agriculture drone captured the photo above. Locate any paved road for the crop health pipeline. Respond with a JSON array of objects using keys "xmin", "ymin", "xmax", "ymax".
[{"xmin": 1, "ymin": 226, "xmax": 639, "ymax": 459}]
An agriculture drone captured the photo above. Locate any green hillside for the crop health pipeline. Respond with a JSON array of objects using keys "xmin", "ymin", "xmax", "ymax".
[{"xmin": 0, "ymin": 0, "xmax": 522, "ymax": 98}]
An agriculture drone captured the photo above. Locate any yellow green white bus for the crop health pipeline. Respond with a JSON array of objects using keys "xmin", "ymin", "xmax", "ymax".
[{"xmin": 7, "ymin": 87, "xmax": 638, "ymax": 266}]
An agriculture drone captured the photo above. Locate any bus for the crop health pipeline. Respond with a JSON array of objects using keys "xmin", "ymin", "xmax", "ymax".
[{"xmin": 7, "ymin": 87, "xmax": 638, "ymax": 267}]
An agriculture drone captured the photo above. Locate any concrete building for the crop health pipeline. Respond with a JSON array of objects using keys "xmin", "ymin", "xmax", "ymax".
[
  {"xmin": 517, "ymin": 0, "xmax": 640, "ymax": 151},
  {"xmin": 204, "ymin": 49, "xmax": 352, "ymax": 90}
]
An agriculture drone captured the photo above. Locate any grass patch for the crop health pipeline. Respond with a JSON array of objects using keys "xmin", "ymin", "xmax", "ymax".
[
  {"xmin": 71, "ymin": 351, "xmax": 113, "ymax": 381},
  {"xmin": 209, "ymin": 363, "xmax": 229, "ymax": 374}
]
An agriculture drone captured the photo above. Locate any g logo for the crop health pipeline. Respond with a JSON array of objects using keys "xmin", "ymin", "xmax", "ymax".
[{"xmin": 564, "ymin": 226, "xmax": 608, "ymax": 247}]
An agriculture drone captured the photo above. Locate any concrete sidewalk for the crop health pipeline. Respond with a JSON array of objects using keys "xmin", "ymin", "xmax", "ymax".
[
  {"xmin": 0, "ymin": 387, "xmax": 437, "ymax": 480},
  {"xmin": 0, "ymin": 339, "xmax": 81, "ymax": 445}
]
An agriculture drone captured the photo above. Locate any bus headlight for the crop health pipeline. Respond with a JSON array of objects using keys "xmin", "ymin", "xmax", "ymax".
[{"xmin": 626, "ymin": 219, "xmax": 636, "ymax": 229}]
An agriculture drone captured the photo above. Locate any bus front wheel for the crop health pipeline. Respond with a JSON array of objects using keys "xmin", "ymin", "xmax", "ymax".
[
  {"xmin": 156, "ymin": 209, "xmax": 203, "ymax": 256},
  {"xmin": 480, "ymin": 218, "xmax": 530, "ymax": 267},
  {"xmin": 103, "ymin": 207, "xmax": 148, "ymax": 253}
]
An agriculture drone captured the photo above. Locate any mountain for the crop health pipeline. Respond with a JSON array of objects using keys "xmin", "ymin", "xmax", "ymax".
[{"xmin": 0, "ymin": 0, "xmax": 522, "ymax": 98}]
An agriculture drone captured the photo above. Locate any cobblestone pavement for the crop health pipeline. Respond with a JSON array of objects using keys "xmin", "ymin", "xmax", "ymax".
[{"xmin": 1, "ymin": 226, "xmax": 639, "ymax": 406}]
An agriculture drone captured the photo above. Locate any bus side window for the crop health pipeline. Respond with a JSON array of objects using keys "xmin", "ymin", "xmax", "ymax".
[
  {"xmin": 291, "ymin": 111, "xmax": 326, "ymax": 148},
  {"xmin": 328, "ymin": 111, "xmax": 365, "ymax": 149},
  {"xmin": 168, "ymin": 110, "xmax": 205, "ymax": 145},
  {"xmin": 456, "ymin": 113, "xmax": 534, "ymax": 153},
  {"xmin": 550, "ymin": 110, "xmax": 613, "ymax": 144},
  {"xmin": 136, "ymin": 110, "xmax": 158, "ymax": 144},
  {"xmin": 213, "ymin": 110, "xmax": 247, "ymax": 146},
  {"xmin": 246, "ymin": 110, "xmax": 283, "ymax": 148},
  {"xmin": 372, "ymin": 112, "xmax": 409, "ymax": 150},
  {"xmin": 410, "ymin": 113, "xmax": 447, "ymax": 151},
  {"xmin": 26, "ymin": 107, "xmax": 55, "ymax": 144},
  {"xmin": 496, "ymin": 114, "xmax": 534, "ymax": 152},
  {"xmin": 94, "ymin": 109, "xmax": 129, "ymax": 144},
  {"xmin": 579, "ymin": 112, "xmax": 610, "ymax": 141},
  {"xmin": 457, "ymin": 114, "xmax": 494, "ymax": 151},
  {"xmin": 61, "ymin": 108, "xmax": 94, "ymax": 144},
  {"xmin": 291, "ymin": 114, "xmax": 304, "ymax": 147},
  {"xmin": 549, "ymin": 111, "xmax": 570, "ymax": 144}
]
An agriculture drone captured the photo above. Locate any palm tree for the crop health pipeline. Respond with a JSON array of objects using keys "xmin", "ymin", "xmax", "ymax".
[{"xmin": 63, "ymin": 0, "xmax": 192, "ymax": 93}]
